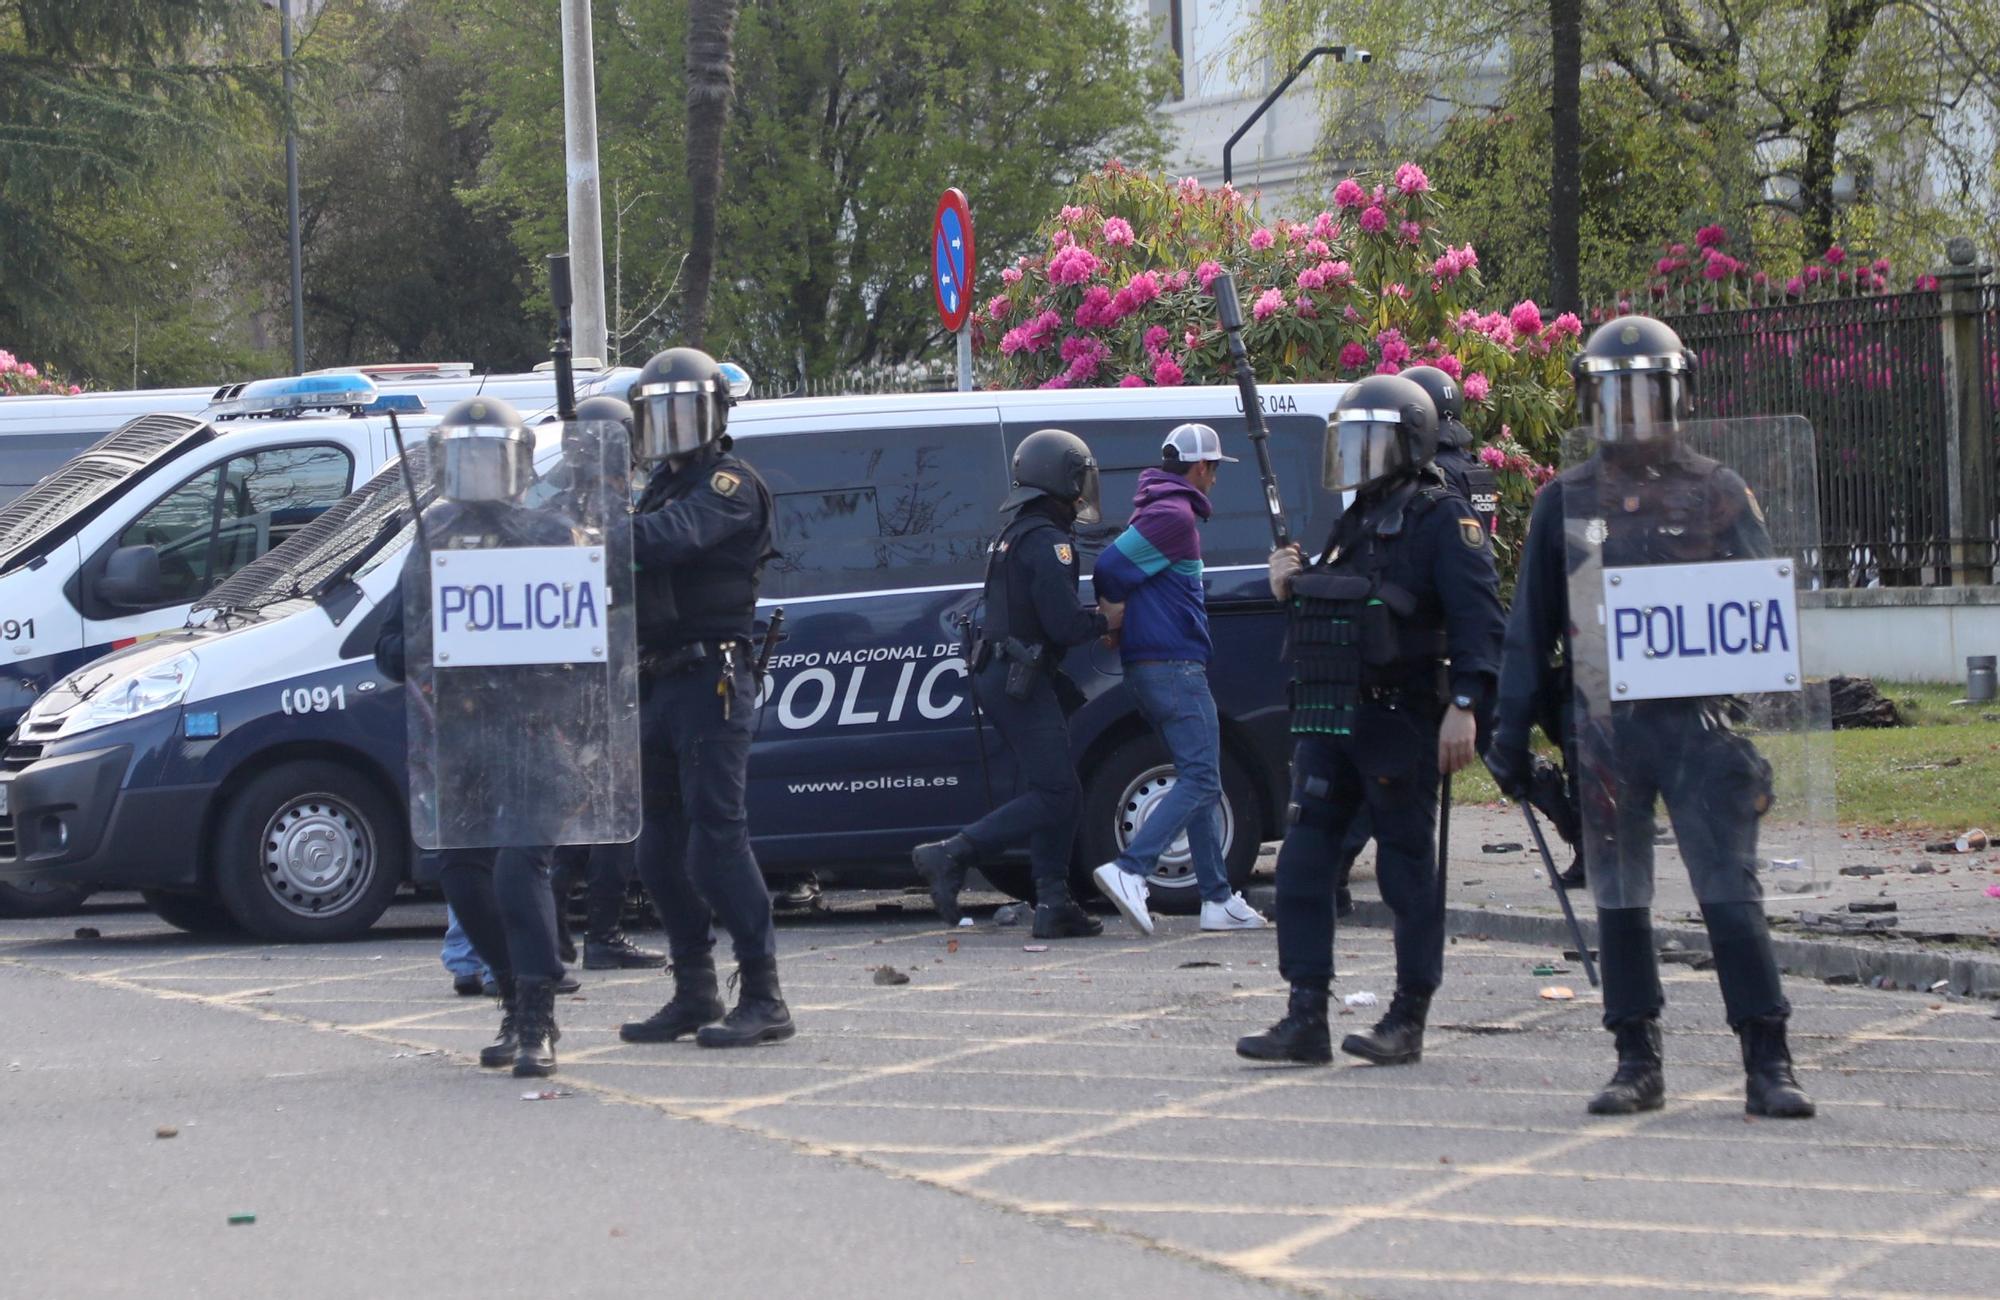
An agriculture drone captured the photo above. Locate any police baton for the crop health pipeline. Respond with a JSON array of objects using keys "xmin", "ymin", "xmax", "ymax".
[
  {"xmin": 547, "ymin": 253, "xmax": 578, "ymax": 421},
  {"xmin": 754, "ymin": 607, "xmax": 786, "ymax": 686},
  {"xmin": 1211, "ymin": 273, "xmax": 1291, "ymax": 551},
  {"xmin": 1436, "ymin": 772, "xmax": 1451, "ymax": 920},
  {"xmin": 1519, "ymin": 801, "xmax": 1600, "ymax": 989},
  {"xmin": 956, "ymin": 612, "xmax": 996, "ymax": 809},
  {"xmin": 385, "ymin": 411, "xmax": 431, "ymax": 553}
]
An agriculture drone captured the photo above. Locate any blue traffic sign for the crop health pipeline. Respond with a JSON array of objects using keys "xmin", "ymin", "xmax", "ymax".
[{"xmin": 930, "ymin": 188, "xmax": 974, "ymax": 332}]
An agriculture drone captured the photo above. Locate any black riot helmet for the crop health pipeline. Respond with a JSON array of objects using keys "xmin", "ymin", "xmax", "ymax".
[
  {"xmin": 429, "ymin": 396, "xmax": 534, "ymax": 504},
  {"xmin": 1401, "ymin": 365, "xmax": 1472, "ymax": 451},
  {"xmin": 573, "ymin": 394, "xmax": 634, "ymax": 432},
  {"xmin": 1324, "ymin": 374, "xmax": 1440, "ymax": 494},
  {"xmin": 1572, "ymin": 315, "xmax": 1693, "ymax": 444},
  {"xmin": 1002, "ymin": 428, "xmax": 1101, "ymax": 523},
  {"xmin": 631, "ymin": 347, "xmax": 732, "ymax": 466}
]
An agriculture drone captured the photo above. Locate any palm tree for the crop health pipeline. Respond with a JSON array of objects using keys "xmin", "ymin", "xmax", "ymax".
[{"xmin": 683, "ymin": 0, "xmax": 741, "ymax": 348}]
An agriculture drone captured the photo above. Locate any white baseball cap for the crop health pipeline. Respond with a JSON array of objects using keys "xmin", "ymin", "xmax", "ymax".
[{"xmin": 1162, "ymin": 422, "xmax": 1239, "ymax": 463}]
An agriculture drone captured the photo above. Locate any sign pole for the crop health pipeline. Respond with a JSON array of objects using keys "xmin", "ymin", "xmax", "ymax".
[{"xmin": 956, "ymin": 327, "xmax": 972, "ymax": 392}]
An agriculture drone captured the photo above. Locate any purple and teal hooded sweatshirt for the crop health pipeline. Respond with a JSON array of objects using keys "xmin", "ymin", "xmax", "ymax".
[{"xmin": 1090, "ymin": 468, "xmax": 1212, "ymax": 664}]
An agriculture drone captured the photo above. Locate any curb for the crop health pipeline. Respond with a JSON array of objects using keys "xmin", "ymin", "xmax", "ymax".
[{"xmin": 1240, "ymin": 886, "xmax": 2000, "ymax": 998}]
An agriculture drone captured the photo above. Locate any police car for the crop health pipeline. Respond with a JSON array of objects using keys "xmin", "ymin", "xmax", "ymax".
[
  {"xmin": 0, "ymin": 366, "xmax": 635, "ymax": 917},
  {"xmin": 0, "ymin": 383, "xmax": 1344, "ymax": 940}
]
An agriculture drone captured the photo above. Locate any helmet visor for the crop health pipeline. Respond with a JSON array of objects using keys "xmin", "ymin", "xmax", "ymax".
[
  {"xmin": 1585, "ymin": 371, "xmax": 1685, "ymax": 444},
  {"xmin": 1324, "ymin": 414, "xmax": 1405, "ymax": 492},
  {"xmin": 634, "ymin": 382, "xmax": 717, "ymax": 463},
  {"xmin": 1073, "ymin": 463, "xmax": 1101, "ymax": 524},
  {"xmin": 434, "ymin": 431, "xmax": 531, "ymax": 502}
]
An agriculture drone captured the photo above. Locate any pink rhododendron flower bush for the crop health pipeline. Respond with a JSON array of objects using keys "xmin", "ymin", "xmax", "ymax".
[
  {"xmin": 1628, "ymin": 228, "xmax": 1931, "ymax": 316},
  {"xmin": 0, "ymin": 350, "xmax": 81, "ymax": 397},
  {"xmin": 983, "ymin": 163, "xmax": 1570, "ymax": 559}
]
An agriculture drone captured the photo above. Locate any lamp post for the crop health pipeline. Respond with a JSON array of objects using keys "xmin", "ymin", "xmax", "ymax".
[
  {"xmin": 279, "ymin": 0, "xmax": 305, "ymax": 373},
  {"xmin": 1221, "ymin": 45, "xmax": 1371, "ymax": 187}
]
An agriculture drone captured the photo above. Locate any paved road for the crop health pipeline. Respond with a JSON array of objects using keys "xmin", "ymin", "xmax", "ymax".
[{"xmin": 3, "ymin": 895, "xmax": 1997, "ymax": 1299}]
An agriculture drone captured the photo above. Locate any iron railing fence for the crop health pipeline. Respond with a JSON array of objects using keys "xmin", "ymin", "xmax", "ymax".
[{"xmin": 1664, "ymin": 291, "xmax": 1991, "ymax": 586}]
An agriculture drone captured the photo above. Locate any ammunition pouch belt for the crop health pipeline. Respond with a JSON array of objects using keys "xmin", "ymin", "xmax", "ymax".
[
  {"xmin": 1287, "ymin": 573, "xmax": 1447, "ymax": 735},
  {"xmin": 641, "ymin": 638, "xmax": 749, "ymax": 678}
]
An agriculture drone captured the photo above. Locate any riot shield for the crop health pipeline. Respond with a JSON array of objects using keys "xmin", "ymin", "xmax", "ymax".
[
  {"xmin": 405, "ymin": 419, "xmax": 641, "ymax": 850},
  {"xmin": 1561, "ymin": 416, "xmax": 1833, "ymax": 911}
]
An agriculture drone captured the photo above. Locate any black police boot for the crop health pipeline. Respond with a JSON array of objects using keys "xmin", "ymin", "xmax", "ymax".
[
  {"xmin": 556, "ymin": 925, "xmax": 578, "ymax": 967},
  {"xmin": 1334, "ymin": 889, "xmax": 1355, "ymax": 920},
  {"xmin": 1739, "ymin": 1016, "xmax": 1815, "ymax": 1119},
  {"xmin": 1032, "ymin": 884, "xmax": 1103, "ymax": 940},
  {"xmin": 554, "ymin": 971, "xmax": 581, "ymax": 995},
  {"xmin": 912, "ymin": 834, "xmax": 977, "ymax": 925},
  {"xmin": 1557, "ymin": 851, "xmax": 1586, "ymax": 890},
  {"xmin": 1236, "ymin": 986, "xmax": 1333, "ymax": 1064},
  {"xmin": 1340, "ymin": 987, "xmax": 1431, "ymax": 1065},
  {"xmin": 585, "ymin": 929, "xmax": 667, "ymax": 970},
  {"xmin": 478, "ymin": 979, "xmax": 518, "ymax": 1069},
  {"xmin": 619, "ymin": 959, "xmax": 725, "ymax": 1043},
  {"xmin": 1587, "ymin": 1017, "xmax": 1665, "ymax": 1115},
  {"xmin": 696, "ymin": 958, "xmax": 796, "ymax": 1048},
  {"xmin": 512, "ymin": 976, "xmax": 559, "ymax": 1078}
]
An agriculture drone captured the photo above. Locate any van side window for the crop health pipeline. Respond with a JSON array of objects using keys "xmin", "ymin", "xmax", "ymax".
[
  {"xmin": 1008, "ymin": 415, "xmax": 1329, "ymax": 569},
  {"xmin": 108, "ymin": 444, "xmax": 354, "ymax": 609},
  {"xmin": 752, "ymin": 427, "xmax": 1006, "ymax": 599}
]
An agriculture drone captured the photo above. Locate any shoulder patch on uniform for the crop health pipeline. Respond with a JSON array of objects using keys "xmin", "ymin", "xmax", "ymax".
[
  {"xmin": 710, "ymin": 469, "xmax": 741, "ymax": 497},
  {"xmin": 1054, "ymin": 542, "xmax": 1074, "ymax": 565},
  {"xmin": 1459, "ymin": 517, "xmax": 1486, "ymax": 550}
]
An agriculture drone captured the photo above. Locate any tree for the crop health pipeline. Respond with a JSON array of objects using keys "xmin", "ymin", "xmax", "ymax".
[
  {"xmin": 683, "ymin": 0, "xmax": 740, "ymax": 348},
  {"xmin": 449, "ymin": 0, "xmax": 1172, "ymax": 381},
  {"xmin": 0, "ymin": 0, "xmax": 280, "ymax": 383}
]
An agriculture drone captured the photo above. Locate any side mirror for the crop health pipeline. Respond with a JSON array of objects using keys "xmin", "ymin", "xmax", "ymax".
[{"xmin": 96, "ymin": 545, "xmax": 164, "ymax": 609}]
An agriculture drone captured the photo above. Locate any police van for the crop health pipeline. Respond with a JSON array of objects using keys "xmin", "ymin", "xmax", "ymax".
[
  {"xmin": 0, "ymin": 366, "xmax": 635, "ymax": 916},
  {"xmin": 0, "ymin": 384, "xmax": 1344, "ymax": 940}
]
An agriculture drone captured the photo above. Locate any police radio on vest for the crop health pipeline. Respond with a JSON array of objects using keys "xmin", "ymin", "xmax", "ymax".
[{"xmin": 1595, "ymin": 557, "xmax": 1804, "ymax": 703}]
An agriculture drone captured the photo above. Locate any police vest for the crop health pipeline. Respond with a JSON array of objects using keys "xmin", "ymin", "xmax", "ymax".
[
  {"xmin": 634, "ymin": 453, "xmax": 773, "ymax": 648},
  {"xmin": 980, "ymin": 511, "xmax": 1074, "ymax": 657},
  {"xmin": 1571, "ymin": 447, "xmax": 1737, "ymax": 566},
  {"xmin": 1434, "ymin": 443, "xmax": 1500, "ymax": 534},
  {"xmin": 1287, "ymin": 478, "xmax": 1452, "ymax": 736}
]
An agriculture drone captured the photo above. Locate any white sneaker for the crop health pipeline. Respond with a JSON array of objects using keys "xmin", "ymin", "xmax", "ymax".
[
  {"xmin": 1201, "ymin": 892, "xmax": 1267, "ymax": 930},
  {"xmin": 1092, "ymin": 863, "xmax": 1154, "ymax": 935}
]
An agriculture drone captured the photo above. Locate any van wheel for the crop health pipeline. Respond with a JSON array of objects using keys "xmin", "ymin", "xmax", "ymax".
[
  {"xmin": 1075, "ymin": 734, "xmax": 1259, "ymax": 916},
  {"xmin": 0, "ymin": 880, "xmax": 94, "ymax": 919},
  {"xmin": 141, "ymin": 888, "xmax": 241, "ymax": 935},
  {"xmin": 212, "ymin": 760, "xmax": 405, "ymax": 942}
]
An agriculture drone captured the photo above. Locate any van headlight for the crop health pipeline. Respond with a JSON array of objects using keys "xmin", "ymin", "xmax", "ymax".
[{"xmin": 59, "ymin": 652, "xmax": 199, "ymax": 738}]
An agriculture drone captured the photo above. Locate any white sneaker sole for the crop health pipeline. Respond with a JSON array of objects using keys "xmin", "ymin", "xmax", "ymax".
[
  {"xmin": 1092, "ymin": 864, "xmax": 1154, "ymax": 936},
  {"xmin": 1201, "ymin": 912, "xmax": 1267, "ymax": 931}
]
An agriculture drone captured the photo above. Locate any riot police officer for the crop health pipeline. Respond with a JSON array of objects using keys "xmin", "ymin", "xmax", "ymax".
[
  {"xmin": 1486, "ymin": 315, "xmax": 1814, "ymax": 1119},
  {"xmin": 1238, "ymin": 375, "xmax": 1504, "ymax": 1066},
  {"xmin": 1319, "ymin": 364, "xmax": 1512, "ymax": 917},
  {"xmin": 376, "ymin": 396, "xmax": 574, "ymax": 1077},
  {"xmin": 616, "ymin": 347, "xmax": 794, "ymax": 1049},
  {"xmin": 911, "ymin": 429, "xmax": 1122, "ymax": 939}
]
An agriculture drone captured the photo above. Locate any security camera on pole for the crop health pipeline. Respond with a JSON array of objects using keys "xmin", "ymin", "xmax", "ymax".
[{"xmin": 931, "ymin": 188, "xmax": 976, "ymax": 392}]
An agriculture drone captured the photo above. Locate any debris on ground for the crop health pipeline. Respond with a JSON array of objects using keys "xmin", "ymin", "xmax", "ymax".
[
  {"xmin": 1839, "ymin": 865, "xmax": 1886, "ymax": 877},
  {"xmin": 1539, "ymin": 986, "xmax": 1577, "ymax": 1001},
  {"xmin": 993, "ymin": 903, "xmax": 1031, "ymax": 928},
  {"xmin": 1986, "ymin": 885, "xmax": 2000, "ymax": 899},
  {"xmin": 1531, "ymin": 964, "xmax": 1561, "ymax": 976},
  {"xmin": 1179, "ymin": 960, "xmax": 1222, "ymax": 969},
  {"xmin": 1481, "ymin": 842, "xmax": 1523, "ymax": 854},
  {"xmin": 1022, "ymin": 944, "xmax": 1049, "ymax": 953},
  {"xmin": 155, "ymin": 1125, "xmax": 178, "ymax": 1139},
  {"xmin": 1343, "ymin": 991, "xmax": 1378, "ymax": 1008},
  {"xmin": 227, "ymin": 1214, "xmax": 256, "ymax": 1226},
  {"xmin": 1829, "ymin": 675, "xmax": 1904, "ymax": 729},
  {"xmin": 389, "ymin": 1049, "xmax": 442, "ymax": 1059},
  {"xmin": 1659, "ymin": 947, "xmax": 1713, "ymax": 968},
  {"xmin": 520, "ymin": 1090, "xmax": 572, "ymax": 1101},
  {"xmin": 1848, "ymin": 901, "xmax": 1897, "ymax": 914},
  {"xmin": 1927, "ymin": 829, "xmax": 1988, "ymax": 854},
  {"xmin": 946, "ymin": 938, "xmax": 959, "ymax": 954},
  {"xmin": 871, "ymin": 965, "xmax": 910, "ymax": 985},
  {"xmin": 956, "ymin": 916, "xmax": 975, "ymax": 928},
  {"xmin": 73, "ymin": 927, "xmax": 100, "ymax": 940},
  {"xmin": 1798, "ymin": 911, "xmax": 1899, "ymax": 933}
]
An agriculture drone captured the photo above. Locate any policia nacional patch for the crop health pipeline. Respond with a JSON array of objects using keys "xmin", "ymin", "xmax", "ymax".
[
  {"xmin": 1459, "ymin": 517, "xmax": 1486, "ymax": 549},
  {"xmin": 711, "ymin": 469, "xmax": 741, "ymax": 497},
  {"xmin": 1054, "ymin": 542, "xmax": 1074, "ymax": 565}
]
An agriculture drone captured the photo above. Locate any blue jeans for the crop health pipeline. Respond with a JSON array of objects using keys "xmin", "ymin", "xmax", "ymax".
[
  {"xmin": 1114, "ymin": 660, "xmax": 1230, "ymax": 903},
  {"xmin": 440, "ymin": 906, "xmax": 489, "ymax": 979}
]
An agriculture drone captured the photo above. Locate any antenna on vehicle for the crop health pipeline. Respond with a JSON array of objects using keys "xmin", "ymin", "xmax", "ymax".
[{"xmin": 385, "ymin": 411, "xmax": 431, "ymax": 553}]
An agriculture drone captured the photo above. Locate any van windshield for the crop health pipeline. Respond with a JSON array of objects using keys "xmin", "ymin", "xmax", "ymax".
[
  {"xmin": 195, "ymin": 447, "xmax": 435, "ymax": 616},
  {"xmin": 0, "ymin": 413, "xmax": 212, "ymax": 575}
]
